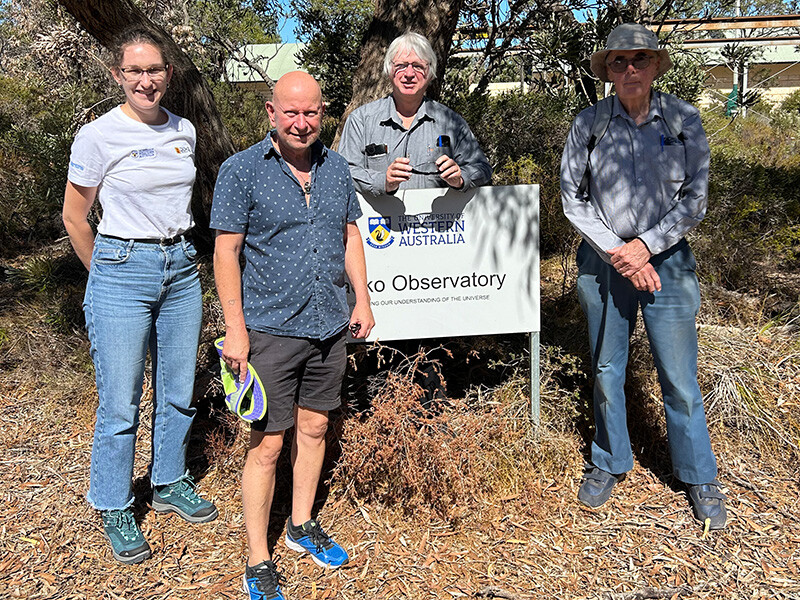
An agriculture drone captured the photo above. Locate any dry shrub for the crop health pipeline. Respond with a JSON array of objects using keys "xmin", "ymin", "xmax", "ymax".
[
  {"xmin": 606, "ymin": 313, "xmax": 800, "ymax": 474},
  {"xmin": 698, "ymin": 323, "xmax": 800, "ymax": 465},
  {"xmin": 200, "ymin": 409, "xmax": 249, "ymax": 480},
  {"xmin": 334, "ymin": 350, "xmax": 581, "ymax": 519}
]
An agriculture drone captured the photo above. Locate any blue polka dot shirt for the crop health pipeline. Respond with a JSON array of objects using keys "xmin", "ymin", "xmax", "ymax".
[{"xmin": 210, "ymin": 134, "xmax": 362, "ymax": 340}]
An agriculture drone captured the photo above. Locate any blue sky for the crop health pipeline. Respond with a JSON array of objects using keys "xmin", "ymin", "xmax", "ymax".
[{"xmin": 279, "ymin": 8, "xmax": 299, "ymax": 43}]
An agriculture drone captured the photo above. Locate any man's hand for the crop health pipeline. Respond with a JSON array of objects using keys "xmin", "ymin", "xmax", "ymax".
[
  {"xmin": 221, "ymin": 326, "xmax": 250, "ymax": 383},
  {"xmin": 385, "ymin": 157, "xmax": 412, "ymax": 193},
  {"xmin": 608, "ymin": 238, "xmax": 651, "ymax": 277},
  {"xmin": 436, "ymin": 155, "xmax": 464, "ymax": 189},
  {"xmin": 628, "ymin": 263, "xmax": 662, "ymax": 293},
  {"xmin": 349, "ymin": 302, "xmax": 375, "ymax": 339}
]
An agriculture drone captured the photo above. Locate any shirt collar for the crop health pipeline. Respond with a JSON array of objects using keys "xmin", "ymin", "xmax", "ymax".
[
  {"xmin": 378, "ymin": 95, "xmax": 435, "ymax": 128},
  {"xmin": 261, "ymin": 130, "xmax": 328, "ymax": 161},
  {"xmin": 612, "ymin": 91, "xmax": 662, "ymax": 126}
]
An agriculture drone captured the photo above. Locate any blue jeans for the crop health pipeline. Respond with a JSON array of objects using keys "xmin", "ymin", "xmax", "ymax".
[
  {"xmin": 576, "ymin": 239, "xmax": 717, "ymax": 484},
  {"xmin": 84, "ymin": 234, "xmax": 202, "ymax": 510}
]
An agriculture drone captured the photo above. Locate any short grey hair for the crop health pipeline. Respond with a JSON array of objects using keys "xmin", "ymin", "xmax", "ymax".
[{"xmin": 383, "ymin": 32, "xmax": 438, "ymax": 80}]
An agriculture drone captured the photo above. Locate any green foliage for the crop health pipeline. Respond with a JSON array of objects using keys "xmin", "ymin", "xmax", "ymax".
[
  {"xmin": 0, "ymin": 76, "xmax": 102, "ymax": 255},
  {"xmin": 654, "ymin": 47, "xmax": 707, "ymax": 104},
  {"xmin": 4, "ymin": 251, "xmax": 87, "ymax": 333},
  {"xmin": 780, "ymin": 89, "xmax": 800, "ymax": 113},
  {"xmin": 189, "ymin": 0, "xmax": 281, "ymax": 77},
  {"xmin": 292, "ymin": 0, "xmax": 372, "ymax": 118},
  {"xmin": 208, "ymin": 80, "xmax": 270, "ymax": 150},
  {"xmin": 694, "ymin": 110, "xmax": 800, "ymax": 290}
]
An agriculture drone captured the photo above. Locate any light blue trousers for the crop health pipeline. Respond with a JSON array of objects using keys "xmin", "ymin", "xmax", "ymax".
[
  {"xmin": 84, "ymin": 234, "xmax": 202, "ymax": 510},
  {"xmin": 576, "ymin": 239, "xmax": 717, "ymax": 484}
]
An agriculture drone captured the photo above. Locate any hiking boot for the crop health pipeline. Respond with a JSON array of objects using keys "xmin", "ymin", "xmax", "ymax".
[
  {"xmin": 243, "ymin": 560, "xmax": 286, "ymax": 600},
  {"xmin": 152, "ymin": 475, "xmax": 218, "ymax": 523},
  {"xmin": 101, "ymin": 508, "xmax": 151, "ymax": 564},
  {"xmin": 687, "ymin": 481, "xmax": 727, "ymax": 530},
  {"xmin": 284, "ymin": 517, "xmax": 348, "ymax": 568},
  {"xmin": 578, "ymin": 465, "xmax": 625, "ymax": 508}
]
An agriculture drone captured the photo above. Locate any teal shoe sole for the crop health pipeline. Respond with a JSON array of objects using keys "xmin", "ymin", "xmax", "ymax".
[{"xmin": 152, "ymin": 498, "xmax": 219, "ymax": 523}]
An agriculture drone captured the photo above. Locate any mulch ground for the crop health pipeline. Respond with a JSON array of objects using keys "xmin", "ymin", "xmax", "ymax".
[{"xmin": 2, "ymin": 380, "xmax": 799, "ymax": 600}]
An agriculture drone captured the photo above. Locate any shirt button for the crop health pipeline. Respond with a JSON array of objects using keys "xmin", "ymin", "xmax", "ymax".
[
  {"xmin": 637, "ymin": 177, "xmax": 643, "ymax": 182},
  {"xmin": 310, "ymin": 219, "xmax": 314, "ymax": 224},
  {"xmin": 313, "ymin": 248, "xmax": 318, "ymax": 253},
  {"xmin": 315, "ymin": 275, "xmax": 320, "ymax": 281}
]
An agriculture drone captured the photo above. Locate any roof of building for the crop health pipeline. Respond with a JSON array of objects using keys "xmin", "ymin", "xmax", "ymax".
[{"xmin": 224, "ymin": 43, "xmax": 306, "ymax": 83}]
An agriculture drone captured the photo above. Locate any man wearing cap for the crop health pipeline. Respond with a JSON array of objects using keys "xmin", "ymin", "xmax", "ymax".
[
  {"xmin": 338, "ymin": 31, "xmax": 491, "ymax": 195},
  {"xmin": 560, "ymin": 23, "xmax": 726, "ymax": 529}
]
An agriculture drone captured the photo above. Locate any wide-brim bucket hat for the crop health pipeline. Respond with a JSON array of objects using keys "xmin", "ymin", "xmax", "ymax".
[{"xmin": 590, "ymin": 22, "xmax": 672, "ymax": 82}]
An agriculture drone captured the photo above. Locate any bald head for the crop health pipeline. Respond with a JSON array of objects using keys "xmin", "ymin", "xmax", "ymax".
[
  {"xmin": 273, "ymin": 71, "xmax": 322, "ymax": 106},
  {"xmin": 267, "ymin": 71, "xmax": 324, "ymax": 160}
]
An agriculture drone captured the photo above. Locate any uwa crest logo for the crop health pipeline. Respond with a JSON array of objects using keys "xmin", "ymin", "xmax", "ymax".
[{"xmin": 366, "ymin": 216, "xmax": 394, "ymax": 249}]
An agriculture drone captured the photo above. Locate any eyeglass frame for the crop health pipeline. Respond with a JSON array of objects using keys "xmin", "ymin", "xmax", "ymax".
[
  {"xmin": 392, "ymin": 61, "xmax": 429, "ymax": 76},
  {"xmin": 118, "ymin": 65, "xmax": 170, "ymax": 81},
  {"xmin": 606, "ymin": 52, "xmax": 655, "ymax": 74}
]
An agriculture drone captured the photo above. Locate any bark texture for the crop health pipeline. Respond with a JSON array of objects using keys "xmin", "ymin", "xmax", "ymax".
[
  {"xmin": 57, "ymin": 0, "xmax": 236, "ymax": 250},
  {"xmin": 333, "ymin": 0, "xmax": 465, "ymax": 147}
]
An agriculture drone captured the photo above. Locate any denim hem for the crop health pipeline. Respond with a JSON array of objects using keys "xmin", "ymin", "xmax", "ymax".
[
  {"xmin": 672, "ymin": 467, "xmax": 719, "ymax": 486},
  {"xmin": 151, "ymin": 470, "xmax": 190, "ymax": 488},
  {"xmin": 87, "ymin": 492, "xmax": 135, "ymax": 512}
]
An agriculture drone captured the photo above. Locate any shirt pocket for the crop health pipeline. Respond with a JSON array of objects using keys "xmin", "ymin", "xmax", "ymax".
[
  {"xmin": 660, "ymin": 144, "xmax": 686, "ymax": 183},
  {"xmin": 366, "ymin": 153, "xmax": 389, "ymax": 173}
]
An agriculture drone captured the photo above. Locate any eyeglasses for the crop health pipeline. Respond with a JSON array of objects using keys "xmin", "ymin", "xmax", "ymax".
[
  {"xmin": 607, "ymin": 53, "xmax": 653, "ymax": 73},
  {"xmin": 410, "ymin": 163, "xmax": 439, "ymax": 175},
  {"xmin": 119, "ymin": 66, "xmax": 169, "ymax": 81},
  {"xmin": 392, "ymin": 61, "xmax": 428, "ymax": 75}
]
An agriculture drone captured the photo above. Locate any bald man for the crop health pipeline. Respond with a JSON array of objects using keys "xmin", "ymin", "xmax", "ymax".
[{"xmin": 211, "ymin": 71, "xmax": 374, "ymax": 600}]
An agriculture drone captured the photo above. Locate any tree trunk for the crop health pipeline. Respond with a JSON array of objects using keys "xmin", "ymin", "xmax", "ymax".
[
  {"xmin": 332, "ymin": 0, "xmax": 465, "ymax": 147},
  {"xmin": 57, "ymin": 0, "xmax": 236, "ymax": 251}
]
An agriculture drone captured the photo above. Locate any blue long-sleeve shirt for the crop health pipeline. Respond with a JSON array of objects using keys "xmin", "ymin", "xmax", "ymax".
[{"xmin": 560, "ymin": 92, "xmax": 709, "ymax": 261}]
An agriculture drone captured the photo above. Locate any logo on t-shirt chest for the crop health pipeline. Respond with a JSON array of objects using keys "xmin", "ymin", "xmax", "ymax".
[
  {"xmin": 174, "ymin": 144, "xmax": 192, "ymax": 156},
  {"xmin": 129, "ymin": 148, "xmax": 156, "ymax": 160}
]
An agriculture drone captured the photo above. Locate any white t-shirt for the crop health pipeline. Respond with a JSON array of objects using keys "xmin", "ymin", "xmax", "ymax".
[{"xmin": 68, "ymin": 106, "xmax": 197, "ymax": 239}]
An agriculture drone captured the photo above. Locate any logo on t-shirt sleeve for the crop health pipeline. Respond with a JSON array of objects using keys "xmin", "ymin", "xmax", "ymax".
[{"xmin": 130, "ymin": 148, "xmax": 156, "ymax": 159}]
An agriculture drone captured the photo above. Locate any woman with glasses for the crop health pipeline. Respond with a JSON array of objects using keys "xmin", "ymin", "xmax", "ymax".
[
  {"xmin": 62, "ymin": 28, "xmax": 217, "ymax": 565},
  {"xmin": 339, "ymin": 31, "xmax": 491, "ymax": 196},
  {"xmin": 560, "ymin": 23, "xmax": 726, "ymax": 529}
]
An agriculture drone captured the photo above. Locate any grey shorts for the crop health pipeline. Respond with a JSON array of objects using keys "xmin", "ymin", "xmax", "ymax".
[{"xmin": 247, "ymin": 329, "xmax": 347, "ymax": 432}]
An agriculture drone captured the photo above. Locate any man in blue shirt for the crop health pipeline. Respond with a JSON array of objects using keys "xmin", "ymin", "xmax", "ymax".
[
  {"xmin": 212, "ymin": 71, "xmax": 374, "ymax": 600},
  {"xmin": 561, "ymin": 24, "xmax": 725, "ymax": 530}
]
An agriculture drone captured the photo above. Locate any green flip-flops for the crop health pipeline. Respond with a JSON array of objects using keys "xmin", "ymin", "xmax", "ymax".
[{"xmin": 214, "ymin": 337, "xmax": 267, "ymax": 422}]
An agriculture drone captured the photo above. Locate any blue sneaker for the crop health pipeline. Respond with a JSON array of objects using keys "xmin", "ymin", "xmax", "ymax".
[
  {"xmin": 152, "ymin": 476, "xmax": 218, "ymax": 523},
  {"xmin": 284, "ymin": 518, "xmax": 348, "ymax": 569},
  {"xmin": 101, "ymin": 508, "xmax": 151, "ymax": 564},
  {"xmin": 243, "ymin": 560, "xmax": 285, "ymax": 600}
]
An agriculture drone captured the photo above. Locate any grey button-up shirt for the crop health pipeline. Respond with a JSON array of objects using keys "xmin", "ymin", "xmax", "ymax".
[
  {"xmin": 560, "ymin": 92, "xmax": 709, "ymax": 260},
  {"xmin": 210, "ymin": 134, "xmax": 362, "ymax": 340},
  {"xmin": 338, "ymin": 95, "xmax": 492, "ymax": 195}
]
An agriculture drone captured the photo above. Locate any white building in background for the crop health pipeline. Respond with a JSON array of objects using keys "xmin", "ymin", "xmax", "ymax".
[
  {"xmin": 224, "ymin": 43, "xmax": 306, "ymax": 98},
  {"xmin": 654, "ymin": 15, "xmax": 800, "ymax": 108},
  {"xmin": 225, "ymin": 18, "xmax": 800, "ymax": 109}
]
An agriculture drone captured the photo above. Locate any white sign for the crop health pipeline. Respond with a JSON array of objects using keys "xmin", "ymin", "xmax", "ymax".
[{"xmin": 347, "ymin": 185, "xmax": 540, "ymax": 342}]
